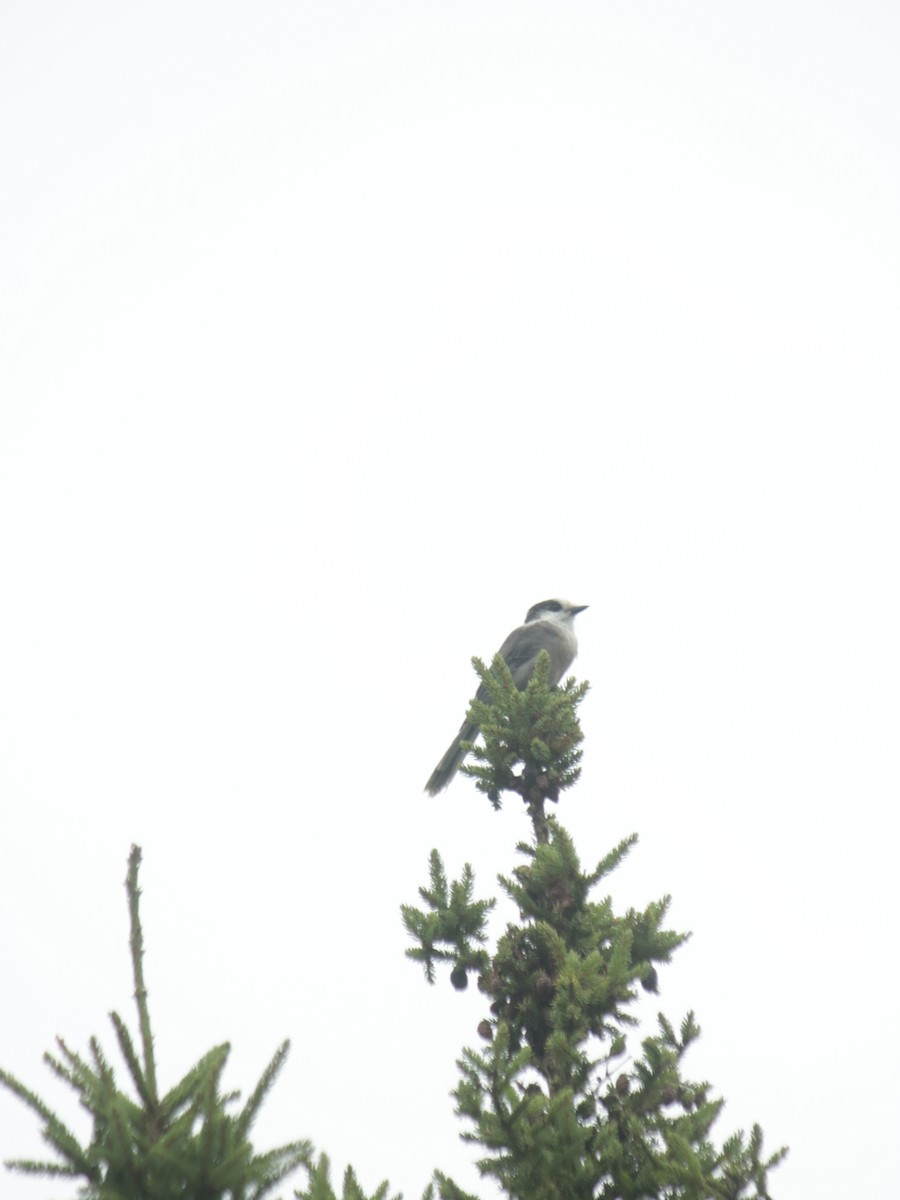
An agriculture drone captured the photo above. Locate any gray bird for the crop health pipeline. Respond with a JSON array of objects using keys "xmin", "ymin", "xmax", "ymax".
[{"xmin": 425, "ymin": 598, "xmax": 588, "ymax": 795}]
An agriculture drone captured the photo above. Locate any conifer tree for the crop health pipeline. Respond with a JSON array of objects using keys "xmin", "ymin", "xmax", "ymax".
[
  {"xmin": 0, "ymin": 845, "xmax": 311, "ymax": 1200},
  {"xmin": 402, "ymin": 651, "xmax": 786, "ymax": 1199}
]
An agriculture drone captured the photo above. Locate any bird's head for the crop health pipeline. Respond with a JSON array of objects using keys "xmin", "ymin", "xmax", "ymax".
[{"xmin": 524, "ymin": 598, "xmax": 588, "ymax": 626}]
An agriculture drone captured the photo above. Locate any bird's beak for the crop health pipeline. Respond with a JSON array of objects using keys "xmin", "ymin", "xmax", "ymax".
[{"xmin": 570, "ymin": 604, "xmax": 588, "ymax": 615}]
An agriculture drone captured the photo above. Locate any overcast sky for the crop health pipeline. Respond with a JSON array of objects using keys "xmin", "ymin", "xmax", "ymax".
[{"xmin": 1, "ymin": 4, "xmax": 898, "ymax": 1198}]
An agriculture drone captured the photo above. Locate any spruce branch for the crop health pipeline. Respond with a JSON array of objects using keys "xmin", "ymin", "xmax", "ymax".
[
  {"xmin": 295, "ymin": 1153, "xmax": 411, "ymax": 1200},
  {"xmin": 430, "ymin": 1170, "xmax": 480, "ymax": 1200},
  {"xmin": 235, "ymin": 1038, "xmax": 291, "ymax": 1139},
  {"xmin": 402, "ymin": 850, "xmax": 494, "ymax": 986},
  {"xmin": 0, "ymin": 1066, "xmax": 94, "ymax": 1180},
  {"xmin": 109, "ymin": 1008, "xmax": 156, "ymax": 1111},
  {"xmin": 126, "ymin": 842, "xmax": 159, "ymax": 1109}
]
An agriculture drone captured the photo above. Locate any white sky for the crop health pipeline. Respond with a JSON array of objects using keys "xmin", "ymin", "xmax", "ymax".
[{"xmin": 1, "ymin": 3, "xmax": 898, "ymax": 1198}]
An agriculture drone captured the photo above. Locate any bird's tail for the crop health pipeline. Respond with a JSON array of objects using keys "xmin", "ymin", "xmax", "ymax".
[{"xmin": 424, "ymin": 720, "xmax": 479, "ymax": 795}]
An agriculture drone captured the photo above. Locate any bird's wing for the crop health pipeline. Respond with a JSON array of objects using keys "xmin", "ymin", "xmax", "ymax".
[{"xmin": 492, "ymin": 620, "xmax": 573, "ymax": 689}]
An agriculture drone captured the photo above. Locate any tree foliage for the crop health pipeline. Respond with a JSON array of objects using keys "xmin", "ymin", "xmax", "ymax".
[
  {"xmin": 0, "ymin": 846, "xmax": 310, "ymax": 1200},
  {"xmin": 402, "ymin": 652, "xmax": 786, "ymax": 1199},
  {"xmin": 2, "ymin": 652, "xmax": 785, "ymax": 1199}
]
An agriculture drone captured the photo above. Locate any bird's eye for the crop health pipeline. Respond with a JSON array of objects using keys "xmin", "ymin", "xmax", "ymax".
[{"xmin": 545, "ymin": 601, "xmax": 562, "ymax": 612}]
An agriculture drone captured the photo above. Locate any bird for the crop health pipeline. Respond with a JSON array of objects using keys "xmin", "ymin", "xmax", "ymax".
[{"xmin": 425, "ymin": 598, "xmax": 588, "ymax": 795}]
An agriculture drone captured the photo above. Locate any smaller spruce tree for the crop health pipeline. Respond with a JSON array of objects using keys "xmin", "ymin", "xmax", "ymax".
[{"xmin": 0, "ymin": 845, "xmax": 310, "ymax": 1200}]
